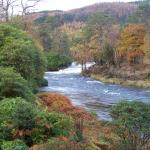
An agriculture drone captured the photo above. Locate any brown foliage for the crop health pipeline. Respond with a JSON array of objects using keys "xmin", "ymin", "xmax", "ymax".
[
  {"xmin": 30, "ymin": 138, "xmax": 94, "ymax": 150},
  {"xmin": 116, "ymin": 24, "xmax": 146, "ymax": 65},
  {"xmin": 38, "ymin": 92, "xmax": 94, "ymax": 121},
  {"xmin": 38, "ymin": 92, "xmax": 72, "ymax": 112},
  {"xmin": 35, "ymin": 92, "xmax": 118, "ymax": 150}
]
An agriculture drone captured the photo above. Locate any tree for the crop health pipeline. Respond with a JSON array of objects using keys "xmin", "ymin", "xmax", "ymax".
[
  {"xmin": 46, "ymin": 53, "xmax": 72, "ymax": 71},
  {"xmin": 71, "ymin": 12, "xmax": 117, "ymax": 67},
  {"xmin": 20, "ymin": 0, "xmax": 40, "ymax": 17},
  {"xmin": 71, "ymin": 35, "xmax": 92, "ymax": 70},
  {"xmin": 20, "ymin": 0, "xmax": 41, "ymax": 29},
  {"xmin": 116, "ymin": 24, "xmax": 146, "ymax": 65},
  {"xmin": 128, "ymin": 2, "xmax": 150, "ymax": 31},
  {"xmin": 83, "ymin": 12, "xmax": 115, "ymax": 42},
  {"xmin": 0, "ymin": 67, "xmax": 33, "ymax": 101},
  {"xmin": 0, "ymin": 0, "xmax": 41, "ymax": 22},
  {"xmin": 38, "ymin": 25, "xmax": 53, "ymax": 50},
  {"xmin": 143, "ymin": 33, "xmax": 150, "ymax": 64},
  {"xmin": 102, "ymin": 42, "xmax": 115, "ymax": 67},
  {"xmin": 110, "ymin": 101, "xmax": 150, "ymax": 150},
  {"xmin": 50, "ymin": 29, "xmax": 70, "ymax": 56},
  {"xmin": 0, "ymin": 0, "xmax": 18, "ymax": 21},
  {"xmin": 0, "ymin": 24, "xmax": 46, "ymax": 90},
  {"xmin": 36, "ymin": 16, "xmax": 70, "ymax": 53}
]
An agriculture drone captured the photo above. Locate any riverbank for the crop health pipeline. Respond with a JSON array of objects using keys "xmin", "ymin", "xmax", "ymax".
[
  {"xmin": 83, "ymin": 64, "xmax": 150, "ymax": 88},
  {"xmin": 89, "ymin": 74, "xmax": 150, "ymax": 88},
  {"xmin": 37, "ymin": 64, "xmax": 150, "ymax": 149},
  {"xmin": 42, "ymin": 63, "xmax": 150, "ymax": 120},
  {"xmin": 34, "ymin": 92, "xmax": 118, "ymax": 150}
]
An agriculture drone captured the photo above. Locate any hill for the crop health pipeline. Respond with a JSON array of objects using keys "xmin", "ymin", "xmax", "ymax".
[
  {"xmin": 31, "ymin": 2, "xmax": 138, "ymax": 24},
  {"xmin": 67, "ymin": 2, "xmax": 137, "ymax": 23}
]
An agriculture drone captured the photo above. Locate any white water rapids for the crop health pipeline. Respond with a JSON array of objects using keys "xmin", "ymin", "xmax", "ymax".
[{"xmin": 41, "ymin": 62, "xmax": 150, "ymax": 120}]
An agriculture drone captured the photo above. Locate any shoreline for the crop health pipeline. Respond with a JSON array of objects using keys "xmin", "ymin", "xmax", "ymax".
[{"xmin": 84, "ymin": 73, "xmax": 150, "ymax": 89}]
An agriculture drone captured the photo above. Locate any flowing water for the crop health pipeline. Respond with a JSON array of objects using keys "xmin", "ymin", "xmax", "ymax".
[{"xmin": 40, "ymin": 62, "xmax": 150, "ymax": 120}]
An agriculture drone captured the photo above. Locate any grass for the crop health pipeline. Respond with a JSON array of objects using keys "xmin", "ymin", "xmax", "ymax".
[
  {"xmin": 34, "ymin": 92, "xmax": 118, "ymax": 150},
  {"xmin": 90, "ymin": 74, "xmax": 150, "ymax": 88}
]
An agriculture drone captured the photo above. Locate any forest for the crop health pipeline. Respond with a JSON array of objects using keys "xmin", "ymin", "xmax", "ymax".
[{"xmin": 0, "ymin": 0, "xmax": 150, "ymax": 149}]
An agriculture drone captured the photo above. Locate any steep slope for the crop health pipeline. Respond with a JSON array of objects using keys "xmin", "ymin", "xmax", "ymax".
[
  {"xmin": 67, "ymin": 2, "xmax": 137, "ymax": 23},
  {"xmin": 31, "ymin": 2, "xmax": 138, "ymax": 24}
]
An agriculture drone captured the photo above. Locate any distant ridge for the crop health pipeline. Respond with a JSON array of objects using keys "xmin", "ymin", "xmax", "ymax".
[{"xmin": 29, "ymin": 1, "xmax": 142, "ymax": 23}]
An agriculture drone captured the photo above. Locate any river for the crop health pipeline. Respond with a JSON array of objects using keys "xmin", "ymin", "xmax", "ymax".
[{"xmin": 40, "ymin": 62, "xmax": 150, "ymax": 120}]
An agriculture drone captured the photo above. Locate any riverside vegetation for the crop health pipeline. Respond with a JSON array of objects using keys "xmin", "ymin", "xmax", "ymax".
[
  {"xmin": 33, "ymin": 1, "xmax": 150, "ymax": 88},
  {"xmin": 0, "ymin": 0, "xmax": 150, "ymax": 150}
]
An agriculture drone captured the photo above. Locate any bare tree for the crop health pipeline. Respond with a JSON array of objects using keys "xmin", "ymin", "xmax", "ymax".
[
  {"xmin": 0, "ymin": 0, "xmax": 18, "ymax": 21},
  {"xmin": 0, "ymin": 0, "xmax": 41, "ymax": 22},
  {"xmin": 0, "ymin": 0, "xmax": 4, "ymax": 20},
  {"xmin": 20, "ymin": 0, "xmax": 40, "ymax": 17}
]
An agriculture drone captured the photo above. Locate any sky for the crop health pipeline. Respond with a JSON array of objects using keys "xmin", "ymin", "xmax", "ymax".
[{"xmin": 37, "ymin": 0, "xmax": 136, "ymax": 11}]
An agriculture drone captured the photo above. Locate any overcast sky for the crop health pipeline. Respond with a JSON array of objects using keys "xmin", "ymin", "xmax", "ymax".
[{"xmin": 37, "ymin": 0, "xmax": 136, "ymax": 11}]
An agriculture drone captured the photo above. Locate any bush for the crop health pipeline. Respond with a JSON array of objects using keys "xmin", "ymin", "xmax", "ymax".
[
  {"xmin": 0, "ymin": 67, "xmax": 33, "ymax": 101},
  {"xmin": 46, "ymin": 53, "xmax": 72, "ymax": 71},
  {"xmin": 38, "ymin": 92, "xmax": 72, "ymax": 112},
  {"xmin": 39, "ymin": 92, "xmax": 94, "ymax": 121},
  {"xmin": 110, "ymin": 101, "xmax": 150, "ymax": 150},
  {"xmin": 12, "ymin": 103, "xmax": 36, "ymax": 130},
  {"xmin": 46, "ymin": 112, "xmax": 73, "ymax": 137},
  {"xmin": 0, "ymin": 98, "xmax": 35, "ymax": 141},
  {"xmin": 33, "ymin": 50, "xmax": 47, "ymax": 87},
  {"xmin": 28, "ymin": 111, "xmax": 73, "ymax": 145},
  {"xmin": 0, "ymin": 24, "xmax": 46, "ymax": 91},
  {"xmin": 0, "ymin": 97, "xmax": 74, "ymax": 146},
  {"xmin": 0, "ymin": 98, "xmax": 32, "ymax": 122},
  {"xmin": 1, "ymin": 140, "xmax": 29, "ymax": 150},
  {"xmin": 0, "ymin": 98, "xmax": 40, "ymax": 145},
  {"xmin": 38, "ymin": 78, "xmax": 48, "ymax": 87},
  {"xmin": 0, "ymin": 95, "xmax": 76, "ymax": 147}
]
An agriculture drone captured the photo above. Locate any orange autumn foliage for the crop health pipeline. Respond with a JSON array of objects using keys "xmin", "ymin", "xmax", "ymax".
[
  {"xmin": 38, "ymin": 92, "xmax": 94, "ymax": 120},
  {"xmin": 116, "ymin": 24, "xmax": 146, "ymax": 65},
  {"xmin": 33, "ymin": 93, "xmax": 118, "ymax": 150},
  {"xmin": 38, "ymin": 92, "xmax": 72, "ymax": 111}
]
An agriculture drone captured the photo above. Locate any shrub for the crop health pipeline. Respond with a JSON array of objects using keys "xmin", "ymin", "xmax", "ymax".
[
  {"xmin": 29, "ymin": 110, "xmax": 73, "ymax": 144},
  {"xmin": 0, "ymin": 24, "xmax": 46, "ymax": 91},
  {"xmin": 110, "ymin": 101, "xmax": 150, "ymax": 150},
  {"xmin": 0, "ymin": 97, "xmax": 74, "ymax": 146},
  {"xmin": 39, "ymin": 92, "xmax": 94, "ymax": 121},
  {"xmin": 12, "ymin": 103, "xmax": 36, "ymax": 130},
  {"xmin": 38, "ymin": 78, "xmax": 48, "ymax": 87},
  {"xmin": 33, "ymin": 49, "xmax": 47, "ymax": 87},
  {"xmin": 0, "ymin": 98, "xmax": 32, "ymax": 122},
  {"xmin": 46, "ymin": 112, "xmax": 73, "ymax": 137},
  {"xmin": 46, "ymin": 53, "xmax": 72, "ymax": 71},
  {"xmin": 1, "ymin": 140, "xmax": 29, "ymax": 150},
  {"xmin": 30, "ymin": 137, "xmax": 97, "ymax": 150},
  {"xmin": 30, "ymin": 138, "xmax": 88, "ymax": 150},
  {"xmin": 38, "ymin": 92, "xmax": 72, "ymax": 112},
  {"xmin": 74, "ymin": 118, "xmax": 84, "ymax": 142},
  {"xmin": 0, "ymin": 98, "xmax": 35, "ymax": 141},
  {"xmin": 0, "ymin": 67, "xmax": 33, "ymax": 101}
]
